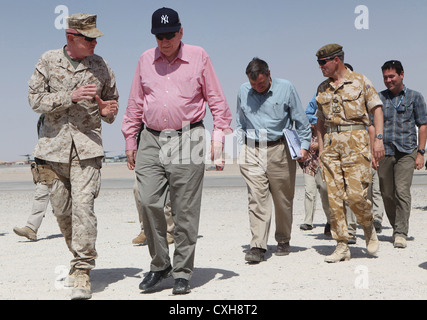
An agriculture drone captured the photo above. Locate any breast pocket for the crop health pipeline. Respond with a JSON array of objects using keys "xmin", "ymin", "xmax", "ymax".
[
  {"xmin": 342, "ymin": 90, "xmax": 366, "ymax": 120},
  {"xmin": 316, "ymin": 93, "xmax": 333, "ymax": 120},
  {"xmin": 397, "ymin": 100, "xmax": 414, "ymax": 122},
  {"xmin": 48, "ymin": 75, "xmax": 65, "ymax": 93}
]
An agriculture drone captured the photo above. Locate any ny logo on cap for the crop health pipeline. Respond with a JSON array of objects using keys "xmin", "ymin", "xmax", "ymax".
[{"xmin": 161, "ymin": 15, "xmax": 169, "ymax": 24}]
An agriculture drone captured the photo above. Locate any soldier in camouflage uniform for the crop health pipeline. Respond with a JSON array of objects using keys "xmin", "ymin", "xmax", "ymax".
[
  {"xmin": 28, "ymin": 13, "xmax": 119, "ymax": 299},
  {"xmin": 314, "ymin": 44, "xmax": 385, "ymax": 263}
]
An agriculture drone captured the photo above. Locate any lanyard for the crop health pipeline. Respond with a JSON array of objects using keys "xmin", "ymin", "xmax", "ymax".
[{"xmin": 389, "ymin": 87, "xmax": 407, "ymax": 110}]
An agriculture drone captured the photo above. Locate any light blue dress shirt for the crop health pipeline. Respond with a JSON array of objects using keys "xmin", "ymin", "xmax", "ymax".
[
  {"xmin": 236, "ymin": 78, "xmax": 311, "ymax": 150},
  {"xmin": 305, "ymin": 94, "xmax": 318, "ymax": 125}
]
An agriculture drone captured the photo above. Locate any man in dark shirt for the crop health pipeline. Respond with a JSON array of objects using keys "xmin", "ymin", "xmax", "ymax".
[{"xmin": 376, "ymin": 60, "xmax": 427, "ymax": 249}]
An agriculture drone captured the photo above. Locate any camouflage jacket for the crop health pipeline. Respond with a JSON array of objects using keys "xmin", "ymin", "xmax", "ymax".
[
  {"xmin": 28, "ymin": 46, "xmax": 119, "ymax": 163},
  {"xmin": 315, "ymin": 70, "xmax": 382, "ymax": 127}
]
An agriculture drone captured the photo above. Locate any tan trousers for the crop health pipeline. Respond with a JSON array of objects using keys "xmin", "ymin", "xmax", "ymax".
[
  {"xmin": 239, "ymin": 140, "xmax": 296, "ymax": 250},
  {"xmin": 47, "ymin": 145, "xmax": 102, "ymax": 270},
  {"xmin": 320, "ymin": 130, "xmax": 373, "ymax": 241}
]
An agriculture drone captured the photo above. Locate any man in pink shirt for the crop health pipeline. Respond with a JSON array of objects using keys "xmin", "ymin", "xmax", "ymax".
[{"xmin": 122, "ymin": 7, "xmax": 232, "ymax": 295}]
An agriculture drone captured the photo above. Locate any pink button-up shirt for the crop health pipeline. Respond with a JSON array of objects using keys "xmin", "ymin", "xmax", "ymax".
[{"xmin": 122, "ymin": 43, "xmax": 233, "ymax": 151}]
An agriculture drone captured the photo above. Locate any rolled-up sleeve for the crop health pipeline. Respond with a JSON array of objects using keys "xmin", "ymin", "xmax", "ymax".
[
  {"xmin": 201, "ymin": 54, "xmax": 233, "ymax": 143},
  {"xmin": 122, "ymin": 60, "xmax": 145, "ymax": 151}
]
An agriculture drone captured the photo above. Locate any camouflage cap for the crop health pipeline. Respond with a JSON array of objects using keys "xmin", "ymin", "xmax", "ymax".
[
  {"xmin": 316, "ymin": 44, "xmax": 343, "ymax": 60},
  {"xmin": 67, "ymin": 13, "xmax": 104, "ymax": 38}
]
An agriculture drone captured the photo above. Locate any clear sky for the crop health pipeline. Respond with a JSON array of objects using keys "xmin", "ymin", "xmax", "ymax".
[{"xmin": 1, "ymin": 0, "xmax": 426, "ymax": 162}]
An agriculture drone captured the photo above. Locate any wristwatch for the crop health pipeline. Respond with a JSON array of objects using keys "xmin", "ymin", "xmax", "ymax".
[
  {"xmin": 375, "ymin": 133, "xmax": 383, "ymax": 140},
  {"xmin": 417, "ymin": 149, "xmax": 425, "ymax": 155}
]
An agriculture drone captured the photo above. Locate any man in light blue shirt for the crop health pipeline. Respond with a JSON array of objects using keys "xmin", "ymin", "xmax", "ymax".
[{"xmin": 237, "ymin": 57, "xmax": 311, "ymax": 263}]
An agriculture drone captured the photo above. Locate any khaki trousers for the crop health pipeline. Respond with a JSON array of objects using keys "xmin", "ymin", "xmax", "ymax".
[
  {"xmin": 26, "ymin": 182, "xmax": 52, "ymax": 232},
  {"xmin": 239, "ymin": 140, "xmax": 296, "ymax": 250},
  {"xmin": 303, "ymin": 168, "xmax": 330, "ymax": 225}
]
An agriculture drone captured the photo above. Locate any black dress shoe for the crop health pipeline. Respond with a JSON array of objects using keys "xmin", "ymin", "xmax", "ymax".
[
  {"xmin": 139, "ymin": 265, "xmax": 172, "ymax": 291},
  {"xmin": 172, "ymin": 278, "xmax": 191, "ymax": 295}
]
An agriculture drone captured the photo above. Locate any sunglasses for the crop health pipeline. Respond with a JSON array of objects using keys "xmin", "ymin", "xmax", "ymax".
[
  {"xmin": 67, "ymin": 32, "xmax": 96, "ymax": 42},
  {"xmin": 155, "ymin": 32, "xmax": 177, "ymax": 41},
  {"xmin": 317, "ymin": 57, "xmax": 335, "ymax": 66}
]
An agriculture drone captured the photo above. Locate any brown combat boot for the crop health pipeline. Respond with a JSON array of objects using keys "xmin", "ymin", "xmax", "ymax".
[
  {"xmin": 363, "ymin": 223, "xmax": 379, "ymax": 255},
  {"xmin": 132, "ymin": 231, "xmax": 147, "ymax": 245},
  {"xmin": 324, "ymin": 241, "xmax": 351, "ymax": 263}
]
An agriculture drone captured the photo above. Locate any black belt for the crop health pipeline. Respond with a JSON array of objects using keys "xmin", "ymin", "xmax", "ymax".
[
  {"xmin": 146, "ymin": 121, "xmax": 204, "ymax": 135},
  {"xmin": 244, "ymin": 137, "xmax": 284, "ymax": 147}
]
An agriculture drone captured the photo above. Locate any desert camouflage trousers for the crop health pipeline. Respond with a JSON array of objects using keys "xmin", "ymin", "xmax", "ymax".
[
  {"xmin": 47, "ymin": 145, "xmax": 102, "ymax": 270},
  {"xmin": 320, "ymin": 130, "xmax": 373, "ymax": 241}
]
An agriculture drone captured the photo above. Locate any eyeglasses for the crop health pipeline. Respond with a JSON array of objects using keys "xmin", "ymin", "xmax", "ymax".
[
  {"xmin": 155, "ymin": 32, "xmax": 177, "ymax": 41},
  {"xmin": 67, "ymin": 32, "xmax": 96, "ymax": 42},
  {"xmin": 317, "ymin": 57, "xmax": 335, "ymax": 66}
]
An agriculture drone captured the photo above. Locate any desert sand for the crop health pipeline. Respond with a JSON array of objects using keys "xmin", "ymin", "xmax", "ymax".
[{"xmin": 0, "ymin": 163, "xmax": 426, "ymax": 302}]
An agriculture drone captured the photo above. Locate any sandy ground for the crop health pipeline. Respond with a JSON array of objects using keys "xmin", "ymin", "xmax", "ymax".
[{"xmin": 0, "ymin": 163, "xmax": 426, "ymax": 301}]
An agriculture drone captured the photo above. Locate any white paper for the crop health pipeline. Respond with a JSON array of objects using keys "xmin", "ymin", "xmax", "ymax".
[{"xmin": 283, "ymin": 129, "xmax": 302, "ymax": 160}]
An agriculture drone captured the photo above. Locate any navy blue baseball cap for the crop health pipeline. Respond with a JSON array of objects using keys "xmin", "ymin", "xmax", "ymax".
[{"xmin": 151, "ymin": 7, "xmax": 181, "ymax": 34}]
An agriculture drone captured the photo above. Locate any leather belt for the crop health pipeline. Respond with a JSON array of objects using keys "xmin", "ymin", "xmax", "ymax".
[
  {"xmin": 244, "ymin": 137, "xmax": 284, "ymax": 147},
  {"xmin": 327, "ymin": 124, "xmax": 366, "ymax": 133},
  {"xmin": 146, "ymin": 121, "xmax": 204, "ymax": 135}
]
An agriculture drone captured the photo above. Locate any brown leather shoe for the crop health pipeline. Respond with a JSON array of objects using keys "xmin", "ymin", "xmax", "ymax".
[
  {"xmin": 245, "ymin": 247, "xmax": 266, "ymax": 263},
  {"xmin": 275, "ymin": 242, "xmax": 290, "ymax": 256}
]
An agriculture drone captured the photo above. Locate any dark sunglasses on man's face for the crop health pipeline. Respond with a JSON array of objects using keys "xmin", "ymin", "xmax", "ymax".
[
  {"xmin": 317, "ymin": 57, "xmax": 335, "ymax": 66},
  {"xmin": 155, "ymin": 32, "xmax": 176, "ymax": 41},
  {"xmin": 67, "ymin": 32, "xmax": 96, "ymax": 42}
]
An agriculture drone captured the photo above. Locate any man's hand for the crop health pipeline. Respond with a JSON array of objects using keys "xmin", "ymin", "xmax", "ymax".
[
  {"xmin": 96, "ymin": 95, "xmax": 118, "ymax": 117},
  {"xmin": 210, "ymin": 140, "xmax": 224, "ymax": 167},
  {"xmin": 415, "ymin": 153, "xmax": 425, "ymax": 170},
  {"xmin": 72, "ymin": 84, "xmax": 97, "ymax": 102},
  {"xmin": 298, "ymin": 149, "xmax": 309, "ymax": 162},
  {"xmin": 373, "ymin": 138, "xmax": 385, "ymax": 165},
  {"xmin": 126, "ymin": 150, "xmax": 137, "ymax": 170}
]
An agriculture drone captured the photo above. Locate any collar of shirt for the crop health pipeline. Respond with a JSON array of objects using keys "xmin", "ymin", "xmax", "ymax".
[
  {"xmin": 249, "ymin": 81, "xmax": 273, "ymax": 97},
  {"xmin": 59, "ymin": 45, "xmax": 92, "ymax": 72},
  {"xmin": 327, "ymin": 69, "xmax": 354, "ymax": 91},
  {"xmin": 153, "ymin": 42, "xmax": 189, "ymax": 64},
  {"xmin": 385, "ymin": 85, "xmax": 407, "ymax": 99}
]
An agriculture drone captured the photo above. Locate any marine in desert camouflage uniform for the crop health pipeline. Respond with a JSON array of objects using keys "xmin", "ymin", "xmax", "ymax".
[
  {"xmin": 28, "ymin": 13, "xmax": 119, "ymax": 299},
  {"xmin": 314, "ymin": 44, "xmax": 385, "ymax": 263}
]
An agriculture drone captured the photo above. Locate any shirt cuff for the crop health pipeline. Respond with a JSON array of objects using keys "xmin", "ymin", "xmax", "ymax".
[
  {"xmin": 125, "ymin": 138, "xmax": 137, "ymax": 152},
  {"xmin": 211, "ymin": 129, "xmax": 225, "ymax": 144}
]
